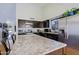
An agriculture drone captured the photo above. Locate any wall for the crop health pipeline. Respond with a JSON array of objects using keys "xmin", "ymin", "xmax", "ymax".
[
  {"xmin": 16, "ymin": 3, "xmax": 44, "ymax": 21},
  {"xmin": 66, "ymin": 15, "xmax": 79, "ymax": 35},
  {"xmin": 0, "ymin": 3, "xmax": 16, "ymax": 25},
  {"xmin": 16, "ymin": 3, "xmax": 79, "ymax": 21},
  {"xmin": 43, "ymin": 3, "xmax": 79, "ymax": 20},
  {"xmin": 0, "ymin": 3, "xmax": 16, "ymax": 33}
]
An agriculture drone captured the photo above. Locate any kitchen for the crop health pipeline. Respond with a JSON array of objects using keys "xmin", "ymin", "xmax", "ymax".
[
  {"xmin": 10, "ymin": 3, "xmax": 67, "ymax": 55},
  {"xmin": 15, "ymin": 19, "xmax": 66, "ymax": 55},
  {"xmin": 11, "ymin": 3, "xmax": 79, "ymax": 55},
  {"xmin": 0, "ymin": 3, "xmax": 79, "ymax": 55}
]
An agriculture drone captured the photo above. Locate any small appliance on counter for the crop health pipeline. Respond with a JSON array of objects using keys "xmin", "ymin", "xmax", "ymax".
[{"xmin": 44, "ymin": 28, "xmax": 51, "ymax": 32}]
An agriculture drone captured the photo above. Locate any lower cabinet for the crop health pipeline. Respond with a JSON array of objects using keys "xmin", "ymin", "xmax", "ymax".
[
  {"xmin": 66, "ymin": 47, "xmax": 79, "ymax": 55},
  {"xmin": 34, "ymin": 33, "xmax": 58, "ymax": 41},
  {"xmin": 47, "ymin": 46, "xmax": 79, "ymax": 55}
]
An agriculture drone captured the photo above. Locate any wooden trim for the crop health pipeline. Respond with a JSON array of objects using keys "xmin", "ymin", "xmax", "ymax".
[
  {"xmin": 62, "ymin": 47, "xmax": 67, "ymax": 55},
  {"xmin": 0, "ymin": 51, "xmax": 1, "ymax": 55}
]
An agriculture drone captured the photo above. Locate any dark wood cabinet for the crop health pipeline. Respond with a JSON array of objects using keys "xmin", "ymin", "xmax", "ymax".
[
  {"xmin": 43, "ymin": 20, "xmax": 49, "ymax": 28},
  {"xmin": 34, "ymin": 32, "xmax": 58, "ymax": 41}
]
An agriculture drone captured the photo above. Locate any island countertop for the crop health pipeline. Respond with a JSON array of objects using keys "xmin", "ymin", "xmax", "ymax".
[{"xmin": 9, "ymin": 33, "xmax": 67, "ymax": 55}]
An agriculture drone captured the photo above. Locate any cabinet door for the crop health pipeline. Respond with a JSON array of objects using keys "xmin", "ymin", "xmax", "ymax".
[
  {"xmin": 43, "ymin": 20, "xmax": 49, "ymax": 28},
  {"xmin": 43, "ymin": 21, "xmax": 46, "ymax": 27},
  {"xmin": 66, "ymin": 47, "xmax": 79, "ymax": 55},
  {"xmin": 47, "ymin": 20, "xmax": 49, "ymax": 28},
  {"xmin": 59, "ymin": 18, "xmax": 67, "ymax": 30}
]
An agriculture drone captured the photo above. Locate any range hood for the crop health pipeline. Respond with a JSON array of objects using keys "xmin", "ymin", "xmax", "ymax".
[{"xmin": 25, "ymin": 23, "xmax": 33, "ymax": 25}]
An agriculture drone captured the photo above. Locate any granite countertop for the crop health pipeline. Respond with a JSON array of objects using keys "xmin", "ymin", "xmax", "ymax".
[{"xmin": 9, "ymin": 33, "xmax": 67, "ymax": 55}]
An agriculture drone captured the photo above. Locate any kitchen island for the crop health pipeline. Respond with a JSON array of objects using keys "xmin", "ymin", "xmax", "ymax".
[{"xmin": 9, "ymin": 33, "xmax": 67, "ymax": 55}]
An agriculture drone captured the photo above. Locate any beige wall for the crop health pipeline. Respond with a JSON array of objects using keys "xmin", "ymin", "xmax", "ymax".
[
  {"xmin": 16, "ymin": 3, "xmax": 44, "ymax": 21},
  {"xmin": 16, "ymin": 3, "xmax": 79, "ymax": 21},
  {"xmin": 43, "ymin": 3, "xmax": 79, "ymax": 20}
]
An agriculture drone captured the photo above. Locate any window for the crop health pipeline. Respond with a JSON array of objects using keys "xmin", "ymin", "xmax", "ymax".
[{"xmin": 51, "ymin": 19, "xmax": 58, "ymax": 30}]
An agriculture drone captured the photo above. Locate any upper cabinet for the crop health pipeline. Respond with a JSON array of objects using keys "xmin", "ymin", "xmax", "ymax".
[
  {"xmin": 43, "ymin": 20, "xmax": 49, "ymax": 28},
  {"xmin": 16, "ymin": 4, "xmax": 43, "ymax": 21}
]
